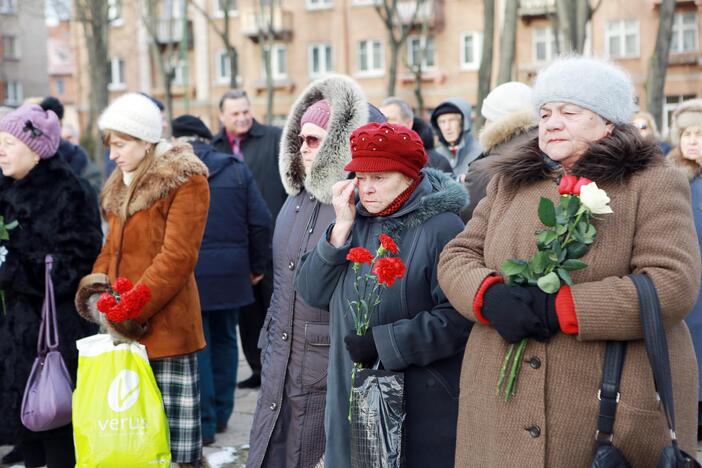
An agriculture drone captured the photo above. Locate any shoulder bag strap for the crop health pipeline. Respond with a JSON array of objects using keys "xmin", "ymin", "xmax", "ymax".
[
  {"xmin": 37, "ymin": 255, "xmax": 59, "ymax": 357},
  {"xmin": 595, "ymin": 340, "xmax": 627, "ymax": 445}
]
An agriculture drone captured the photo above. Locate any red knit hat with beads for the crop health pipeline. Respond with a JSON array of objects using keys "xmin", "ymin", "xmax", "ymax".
[{"xmin": 345, "ymin": 122, "xmax": 427, "ymax": 180}]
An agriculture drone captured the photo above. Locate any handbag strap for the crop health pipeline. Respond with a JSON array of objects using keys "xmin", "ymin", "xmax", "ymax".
[
  {"xmin": 628, "ymin": 274, "xmax": 679, "ymax": 443},
  {"xmin": 595, "ymin": 340, "xmax": 626, "ymax": 444},
  {"xmin": 37, "ymin": 255, "xmax": 59, "ymax": 356}
]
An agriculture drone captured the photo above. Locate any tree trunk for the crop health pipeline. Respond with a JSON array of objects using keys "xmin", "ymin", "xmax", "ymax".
[
  {"xmin": 574, "ymin": 0, "xmax": 589, "ymax": 53},
  {"xmin": 387, "ymin": 37, "xmax": 400, "ymax": 97},
  {"xmin": 496, "ymin": 0, "xmax": 518, "ymax": 85},
  {"xmin": 556, "ymin": 0, "xmax": 575, "ymax": 52},
  {"xmin": 228, "ymin": 47, "xmax": 239, "ymax": 88},
  {"xmin": 646, "ymin": 0, "xmax": 676, "ymax": 130},
  {"xmin": 475, "ymin": 0, "xmax": 495, "ymax": 132}
]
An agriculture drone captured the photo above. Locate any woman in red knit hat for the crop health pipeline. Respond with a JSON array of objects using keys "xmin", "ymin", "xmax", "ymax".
[{"xmin": 295, "ymin": 122, "xmax": 472, "ymax": 468}]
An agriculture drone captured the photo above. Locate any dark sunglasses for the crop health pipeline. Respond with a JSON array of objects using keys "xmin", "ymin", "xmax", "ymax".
[
  {"xmin": 298, "ymin": 134, "xmax": 321, "ymax": 149},
  {"xmin": 23, "ymin": 120, "xmax": 43, "ymax": 138}
]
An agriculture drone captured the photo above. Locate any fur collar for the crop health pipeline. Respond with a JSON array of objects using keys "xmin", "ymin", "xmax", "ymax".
[
  {"xmin": 279, "ymin": 74, "xmax": 368, "ymax": 204},
  {"xmin": 101, "ymin": 141, "xmax": 208, "ymax": 219},
  {"xmin": 478, "ymin": 109, "xmax": 536, "ymax": 153},
  {"xmin": 379, "ymin": 169, "xmax": 468, "ymax": 236},
  {"xmin": 667, "ymin": 146, "xmax": 702, "ymax": 181},
  {"xmin": 490, "ymin": 124, "xmax": 663, "ymax": 187}
]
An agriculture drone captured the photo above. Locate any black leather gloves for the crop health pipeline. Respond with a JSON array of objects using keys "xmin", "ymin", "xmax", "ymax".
[
  {"xmin": 344, "ymin": 328, "xmax": 378, "ymax": 366},
  {"xmin": 482, "ymin": 284, "xmax": 560, "ymax": 343}
]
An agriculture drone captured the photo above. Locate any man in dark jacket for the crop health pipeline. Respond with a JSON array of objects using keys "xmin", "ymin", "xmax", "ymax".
[
  {"xmin": 430, "ymin": 97, "xmax": 482, "ymax": 180},
  {"xmin": 39, "ymin": 96, "xmax": 102, "ymax": 193},
  {"xmin": 172, "ymin": 115, "xmax": 273, "ymax": 445},
  {"xmin": 212, "ymin": 89, "xmax": 284, "ymax": 389},
  {"xmin": 379, "ymin": 97, "xmax": 452, "ymax": 173}
]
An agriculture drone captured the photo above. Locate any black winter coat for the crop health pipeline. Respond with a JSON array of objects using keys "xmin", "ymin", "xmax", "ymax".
[
  {"xmin": 212, "ymin": 120, "xmax": 287, "ymax": 225},
  {"xmin": 57, "ymin": 139, "xmax": 102, "ymax": 194},
  {"xmin": 0, "ymin": 156, "xmax": 102, "ymax": 444},
  {"xmin": 190, "ymin": 140, "xmax": 272, "ymax": 311}
]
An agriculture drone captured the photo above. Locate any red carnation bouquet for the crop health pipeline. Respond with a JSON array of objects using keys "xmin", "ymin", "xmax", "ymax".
[
  {"xmin": 96, "ymin": 277, "xmax": 152, "ymax": 323},
  {"xmin": 345, "ymin": 233, "xmax": 407, "ymax": 420}
]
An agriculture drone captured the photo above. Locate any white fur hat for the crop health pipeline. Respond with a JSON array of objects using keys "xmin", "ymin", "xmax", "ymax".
[
  {"xmin": 671, "ymin": 98, "xmax": 702, "ymax": 145},
  {"xmin": 481, "ymin": 81, "xmax": 533, "ymax": 123},
  {"xmin": 98, "ymin": 93, "xmax": 162, "ymax": 143},
  {"xmin": 533, "ymin": 56, "xmax": 636, "ymax": 125}
]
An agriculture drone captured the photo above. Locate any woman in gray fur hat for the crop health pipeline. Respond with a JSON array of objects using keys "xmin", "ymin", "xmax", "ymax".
[{"xmin": 247, "ymin": 74, "xmax": 383, "ymax": 468}]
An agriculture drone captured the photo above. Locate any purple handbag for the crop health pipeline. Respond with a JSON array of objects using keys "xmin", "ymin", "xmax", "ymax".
[{"xmin": 20, "ymin": 255, "xmax": 74, "ymax": 432}]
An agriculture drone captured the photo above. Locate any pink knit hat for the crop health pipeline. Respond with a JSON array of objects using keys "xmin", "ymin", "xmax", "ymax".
[
  {"xmin": 300, "ymin": 99, "xmax": 331, "ymax": 130},
  {"xmin": 0, "ymin": 104, "xmax": 60, "ymax": 159}
]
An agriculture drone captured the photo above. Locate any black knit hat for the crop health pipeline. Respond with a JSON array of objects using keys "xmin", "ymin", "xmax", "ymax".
[{"xmin": 171, "ymin": 114, "xmax": 213, "ymax": 140}]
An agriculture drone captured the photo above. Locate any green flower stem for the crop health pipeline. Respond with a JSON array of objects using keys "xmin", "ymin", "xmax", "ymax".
[
  {"xmin": 504, "ymin": 339, "xmax": 528, "ymax": 400},
  {"xmin": 562, "ymin": 210, "xmax": 586, "ymax": 247},
  {"xmin": 0, "ymin": 290, "xmax": 5, "ymax": 316},
  {"xmin": 496, "ymin": 343, "xmax": 514, "ymax": 396},
  {"xmin": 348, "ymin": 362, "xmax": 362, "ymax": 422}
]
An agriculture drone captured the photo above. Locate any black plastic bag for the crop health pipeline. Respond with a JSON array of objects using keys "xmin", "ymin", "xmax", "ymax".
[{"xmin": 350, "ymin": 368, "xmax": 405, "ymax": 468}]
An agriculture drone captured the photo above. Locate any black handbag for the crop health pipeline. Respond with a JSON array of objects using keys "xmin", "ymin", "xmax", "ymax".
[{"xmin": 591, "ymin": 274, "xmax": 701, "ymax": 468}]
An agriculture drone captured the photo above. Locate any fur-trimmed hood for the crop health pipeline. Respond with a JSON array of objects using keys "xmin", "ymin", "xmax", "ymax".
[
  {"xmin": 668, "ymin": 146, "xmax": 702, "ymax": 181},
  {"xmin": 489, "ymin": 124, "xmax": 663, "ymax": 187},
  {"xmin": 101, "ymin": 141, "xmax": 209, "ymax": 218},
  {"xmin": 362, "ymin": 168, "xmax": 468, "ymax": 236},
  {"xmin": 279, "ymin": 75, "xmax": 369, "ymax": 204},
  {"xmin": 478, "ymin": 109, "xmax": 536, "ymax": 153}
]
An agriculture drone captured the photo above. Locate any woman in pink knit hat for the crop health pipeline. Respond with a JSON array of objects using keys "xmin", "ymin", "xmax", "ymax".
[{"xmin": 0, "ymin": 104, "xmax": 102, "ymax": 467}]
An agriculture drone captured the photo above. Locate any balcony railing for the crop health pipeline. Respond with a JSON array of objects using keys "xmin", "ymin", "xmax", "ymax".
[
  {"xmin": 519, "ymin": 0, "xmax": 556, "ymax": 17},
  {"xmin": 154, "ymin": 18, "xmax": 191, "ymax": 44},
  {"xmin": 240, "ymin": 6, "xmax": 293, "ymax": 42}
]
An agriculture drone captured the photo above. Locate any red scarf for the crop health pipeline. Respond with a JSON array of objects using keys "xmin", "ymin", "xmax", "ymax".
[{"xmin": 375, "ymin": 176, "xmax": 422, "ymax": 217}]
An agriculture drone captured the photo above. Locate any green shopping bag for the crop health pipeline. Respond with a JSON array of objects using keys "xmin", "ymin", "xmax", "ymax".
[{"xmin": 73, "ymin": 334, "xmax": 171, "ymax": 467}]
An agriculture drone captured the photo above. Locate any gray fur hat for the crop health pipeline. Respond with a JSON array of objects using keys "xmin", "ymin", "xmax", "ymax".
[
  {"xmin": 671, "ymin": 98, "xmax": 702, "ymax": 145},
  {"xmin": 533, "ymin": 56, "xmax": 636, "ymax": 125}
]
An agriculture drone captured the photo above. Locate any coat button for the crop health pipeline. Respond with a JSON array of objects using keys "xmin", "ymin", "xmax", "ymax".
[
  {"xmin": 281, "ymin": 332, "xmax": 289, "ymax": 341},
  {"xmin": 526, "ymin": 425, "xmax": 541, "ymax": 438},
  {"xmin": 528, "ymin": 356, "xmax": 541, "ymax": 369},
  {"xmin": 288, "ymin": 261, "xmax": 295, "ymax": 270},
  {"xmin": 295, "ymin": 205, "xmax": 300, "ymax": 211},
  {"xmin": 270, "ymin": 402, "xmax": 277, "ymax": 411}
]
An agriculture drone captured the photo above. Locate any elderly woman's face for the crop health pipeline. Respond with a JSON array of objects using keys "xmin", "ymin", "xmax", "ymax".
[
  {"xmin": 0, "ymin": 131, "xmax": 39, "ymax": 180},
  {"xmin": 681, "ymin": 125, "xmax": 702, "ymax": 162},
  {"xmin": 538, "ymin": 102, "xmax": 613, "ymax": 169},
  {"xmin": 300, "ymin": 123, "xmax": 327, "ymax": 175},
  {"xmin": 357, "ymin": 171, "xmax": 413, "ymax": 214}
]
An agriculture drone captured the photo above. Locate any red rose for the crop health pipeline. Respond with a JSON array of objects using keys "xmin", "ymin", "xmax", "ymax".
[
  {"xmin": 96, "ymin": 292, "xmax": 117, "ymax": 314},
  {"xmin": 378, "ymin": 234, "xmax": 399, "ymax": 254},
  {"xmin": 113, "ymin": 277, "xmax": 134, "ymax": 294},
  {"xmin": 573, "ymin": 177, "xmax": 593, "ymax": 195},
  {"xmin": 558, "ymin": 175, "xmax": 579, "ymax": 195},
  {"xmin": 347, "ymin": 247, "xmax": 373, "ymax": 265},
  {"xmin": 372, "ymin": 257, "xmax": 407, "ymax": 287}
]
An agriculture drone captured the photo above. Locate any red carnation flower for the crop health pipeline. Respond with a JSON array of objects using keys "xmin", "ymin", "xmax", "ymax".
[
  {"xmin": 96, "ymin": 292, "xmax": 117, "ymax": 314},
  {"xmin": 372, "ymin": 257, "xmax": 407, "ymax": 288},
  {"xmin": 347, "ymin": 247, "xmax": 373, "ymax": 265},
  {"xmin": 378, "ymin": 234, "xmax": 399, "ymax": 254},
  {"xmin": 558, "ymin": 175, "xmax": 579, "ymax": 195},
  {"xmin": 573, "ymin": 177, "xmax": 593, "ymax": 195},
  {"xmin": 107, "ymin": 303, "xmax": 129, "ymax": 323},
  {"xmin": 113, "ymin": 277, "xmax": 134, "ymax": 294}
]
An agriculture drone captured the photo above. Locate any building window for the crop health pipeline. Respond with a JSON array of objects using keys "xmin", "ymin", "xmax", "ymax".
[
  {"xmin": 172, "ymin": 60, "xmax": 186, "ymax": 86},
  {"xmin": 108, "ymin": 0, "xmax": 123, "ymax": 26},
  {"xmin": 108, "ymin": 57, "xmax": 125, "ymax": 90},
  {"xmin": 56, "ymin": 79, "xmax": 65, "ymax": 96},
  {"xmin": 215, "ymin": 50, "xmax": 240, "ymax": 84},
  {"xmin": 214, "ymin": 0, "xmax": 237, "ymax": 17},
  {"xmin": 163, "ymin": 0, "xmax": 185, "ymax": 18},
  {"xmin": 671, "ymin": 11, "xmax": 698, "ymax": 54},
  {"xmin": 309, "ymin": 43, "xmax": 332, "ymax": 78},
  {"xmin": 460, "ymin": 32, "xmax": 482, "ymax": 70},
  {"xmin": 352, "ymin": 0, "xmax": 379, "ymax": 5},
  {"xmin": 307, "ymin": 0, "xmax": 332, "ymax": 9},
  {"xmin": 0, "ymin": 0, "xmax": 17, "ymax": 14},
  {"xmin": 663, "ymin": 94, "xmax": 697, "ymax": 136},
  {"xmin": 357, "ymin": 39, "xmax": 384, "ymax": 75},
  {"xmin": 605, "ymin": 19, "xmax": 639, "ymax": 58},
  {"xmin": 2, "ymin": 35, "xmax": 19, "ymax": 59},
  {"xmin": 533, "ymin": 27, "xmax": 558, "ymax": 62},
  {"xmin": 262, "ymin": 44, "xmax": 287, "ymax": 80},
  {"xmin": 407, "ymin": 35, "xmax": 435, "ymax": 70},
  {"xmin": 4, "ymin": 80, "xmax": 22, "ymax": 106}
]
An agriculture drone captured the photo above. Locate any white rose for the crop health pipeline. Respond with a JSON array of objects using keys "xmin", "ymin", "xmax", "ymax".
[
  {"xmin": 0, "ymin": 246, "xmax": 6, "ymax": 266},
  {"xmin": 579, "ymin": 182, "xmax": 613, "ymax": 214}
]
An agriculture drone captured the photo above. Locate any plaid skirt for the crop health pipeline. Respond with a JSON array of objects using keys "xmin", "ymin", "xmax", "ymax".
[{"xmin": 151, "ymin": 354, "xmax": 202, "ymax": 464}]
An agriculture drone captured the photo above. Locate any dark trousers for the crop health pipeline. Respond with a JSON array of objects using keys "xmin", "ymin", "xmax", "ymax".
[
  {"xmin": 239, "ymin": 274, "xmax": 273, "ymax": 376},
  {"xmin": 198, "ymin": 308, "xmax": 240, "ymax": 438},
  {"xmin": 22, "ymin": 426, "xmax": 75, "ymax": 468}
]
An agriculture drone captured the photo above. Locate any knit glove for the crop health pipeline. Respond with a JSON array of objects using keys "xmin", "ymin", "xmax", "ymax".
[
  {"xmin": 482, "ymin": 284, "xmax": 560, "ymax": 343},
  {"xmin": 344, "ymin": 329, "xmax": 379, "ymax": 367}
]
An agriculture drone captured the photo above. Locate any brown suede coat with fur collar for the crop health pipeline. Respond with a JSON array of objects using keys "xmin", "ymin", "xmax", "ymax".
[
  {"xmin": 439, "ymin": 126, "xmax": 701, "ymax": 467},
  {"xmin": 83, "ymin": 142, "xmax": 210, "ymax": 359}
]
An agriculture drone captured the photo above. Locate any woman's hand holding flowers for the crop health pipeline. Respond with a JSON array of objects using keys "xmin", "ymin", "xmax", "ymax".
[{"xmin": 344, "ymin": 328, "xmax": 378, "ymax": 367}]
